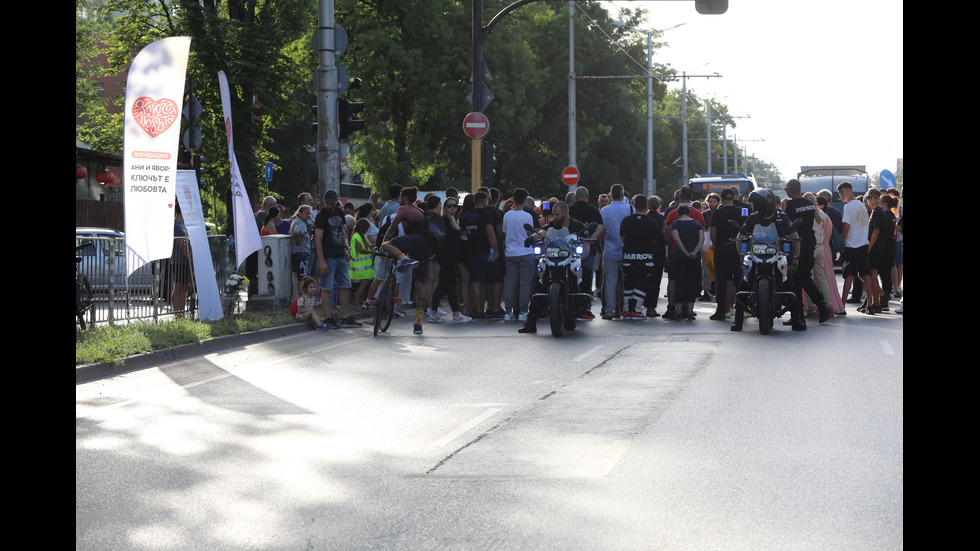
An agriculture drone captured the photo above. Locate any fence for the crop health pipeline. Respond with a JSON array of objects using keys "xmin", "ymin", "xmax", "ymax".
[{"xmin": 75, "ymin": 234, "xmax": 234, "ymax": 327}]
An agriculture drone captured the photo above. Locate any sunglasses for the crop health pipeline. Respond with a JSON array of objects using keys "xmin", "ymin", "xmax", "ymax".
[{"xmin": 446, "ymin": 204, "xmax": 458, "ymax": 208}]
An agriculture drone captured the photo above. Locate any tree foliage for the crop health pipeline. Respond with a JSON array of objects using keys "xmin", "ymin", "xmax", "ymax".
[{"xmin": 76, "ymin": 0, "xmax": 757, "ymax": 222}]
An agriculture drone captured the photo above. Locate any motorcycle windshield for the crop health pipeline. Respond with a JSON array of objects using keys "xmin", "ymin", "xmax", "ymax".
[
  {"xmin": 546, "ymin": 227, "xmax": 571, "ymax": 241},
  {"xmin": 752, "ymin": 223, "xmax": 780, "ymax": 245}
]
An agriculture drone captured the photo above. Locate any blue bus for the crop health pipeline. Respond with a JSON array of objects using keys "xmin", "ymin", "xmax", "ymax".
[{"xmin": 687, "ymin": 173, "xmax": 761, "ymax": 202}]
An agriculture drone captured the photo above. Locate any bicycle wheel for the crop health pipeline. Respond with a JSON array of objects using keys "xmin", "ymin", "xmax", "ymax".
[
  {"xmin": 379, "ymin": 274, "xmax": 396, "ymax": 333},
  {"xmin": 76, "ymin": 274, "xmax": 93, "ymax": 330}
]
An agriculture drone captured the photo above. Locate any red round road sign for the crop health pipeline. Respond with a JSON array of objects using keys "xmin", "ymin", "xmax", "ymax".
[
  {"xmin": 561, "ymin": 166, "xmax": 580, "ymax": 186},
  {"xmin": 462, "ymin": 112, "xmax": 490, "ymax": 139}
]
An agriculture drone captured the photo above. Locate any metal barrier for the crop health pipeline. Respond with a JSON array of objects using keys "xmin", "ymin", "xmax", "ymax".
[{"xmin": 75, "ymin": 235, "xmax": 233, "ymax": 327}]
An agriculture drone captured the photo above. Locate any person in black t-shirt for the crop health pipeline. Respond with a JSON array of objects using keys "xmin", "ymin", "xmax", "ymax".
[
  {"xmin": 864, "ymin": 189, "xmax": 887, "ymax": 313},
  {"xmin": 461, "ymin": 191, "xmax": 499, "ymax": 319},
  {"xmin": 709, "ymin": 188, "xmax": 746, "ymax": 321},
  {"xmin": 620, "ymin": 194, "xmax": 658, "ymax": 320},
  {"xmin": 785, "ymin": 179, "xmax": 831, "ymax": 326}
]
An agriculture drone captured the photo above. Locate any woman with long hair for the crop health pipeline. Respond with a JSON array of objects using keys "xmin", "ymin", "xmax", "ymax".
[{"xmin": 813, "ymin": 194, "xmax": 846, "ymax": 315}]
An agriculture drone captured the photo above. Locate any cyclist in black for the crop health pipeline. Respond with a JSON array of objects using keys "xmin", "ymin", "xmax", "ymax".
[{"xmin": 381, "ymin": 197, "xmax": 436, "ymax": 335}]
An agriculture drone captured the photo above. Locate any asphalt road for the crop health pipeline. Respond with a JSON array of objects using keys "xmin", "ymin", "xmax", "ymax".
[{"xmin": 77, "ymin": 286, "xmax": 903, "ymax": 550}]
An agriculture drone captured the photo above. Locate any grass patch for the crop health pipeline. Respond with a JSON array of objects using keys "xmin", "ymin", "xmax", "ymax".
[{"xmin": 76, "ymin": 311, "xmax": 300, "ymax": 366}]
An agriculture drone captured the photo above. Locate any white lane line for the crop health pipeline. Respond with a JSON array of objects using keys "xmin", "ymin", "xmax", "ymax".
[
  {"xmin": 880, "ymin": 339, "xmax": 895, "ymax": 356},
  {"xmin": 431, "ymin": 408, "xmax": 502, "ymax": 447},
  {"xmin": 573, "ymin": 345, "xmax": 604, "ymax": 362}
]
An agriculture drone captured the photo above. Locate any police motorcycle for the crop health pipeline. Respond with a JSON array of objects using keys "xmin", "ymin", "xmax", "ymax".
[
  {"xmin": 729, "ymin": 198, "xmax": 802, "ymax": 335},
  {"xmin": 522, "ymin": 222, "xmax": 598, "ymax": 337}
]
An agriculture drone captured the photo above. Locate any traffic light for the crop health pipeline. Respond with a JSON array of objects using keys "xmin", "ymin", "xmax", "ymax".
[
  {"xmin": 695, "ymin": 0, "xmax": 728, "ymax": 14},
  {"xmin": 339, "ymin": 98, "xmax": 365, "ymax": 140},
  {"xmin": 482, "ymin": 140, "xmax": 497, "ymax": 182}
]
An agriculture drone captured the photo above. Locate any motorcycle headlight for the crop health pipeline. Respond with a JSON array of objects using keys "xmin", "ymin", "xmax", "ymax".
[
  {"xmin": 752, "ymin": 244, "xmax": 772, "ymax": 255},
  {"xmin": 546, "ymin": 247, "xmax": 569, "ymax": 258},
  {"xmin": 533, "ymin": 245, "xmax": 542, "ymax": 255},
  {"xmin": 574, "ymin": 244, "xmax": 585, "ymax": 255}
]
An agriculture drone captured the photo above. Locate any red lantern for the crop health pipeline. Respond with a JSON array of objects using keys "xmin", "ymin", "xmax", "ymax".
[
  {"xmin": 97, "ymin": 169, "xmax": 115, "ymax": 184},
  {"xmin": 76, "ymin": 164, "xmax": 87, "ymax": 180}
]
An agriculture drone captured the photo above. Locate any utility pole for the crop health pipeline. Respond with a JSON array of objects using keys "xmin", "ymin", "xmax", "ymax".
[{"xmin": 316, "ymin": 0, "xmax": 340, "ymax": 199}]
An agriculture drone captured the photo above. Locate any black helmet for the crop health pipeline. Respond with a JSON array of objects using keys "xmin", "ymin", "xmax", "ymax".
[{"xmin": 749, "ymin": 189, "xmax": 777, "ymax": 217}]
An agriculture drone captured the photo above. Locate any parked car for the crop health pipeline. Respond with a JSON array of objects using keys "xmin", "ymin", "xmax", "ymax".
[{"xmin": 75, "ymin": 228, "xmax": 155, "ymax": 293}]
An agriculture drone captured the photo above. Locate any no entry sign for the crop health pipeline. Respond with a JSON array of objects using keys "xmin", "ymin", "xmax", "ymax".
[
  {"xmin": 462, "ymin": 112, "xmax": 490, "ymax": 139},
  {"xmin": 561, "ymin": 166, "xmax": 580, "ymax": 186}
]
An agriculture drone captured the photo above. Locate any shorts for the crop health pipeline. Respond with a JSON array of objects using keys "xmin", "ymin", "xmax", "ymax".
[
  {"xmin": 318, "ymin": 256, "xmax": 352, "ymax": 291},
  {"xmin": 841, "ymin": 245, "xmax": 870, "ymax": 277},
  {"xmin": 291, "ymin": 252, "xmax": 309, "ymax": 276},
  {"xmin": 468, "ymin": 251, "xmax": 502, "ymax": 283},
  {"xmin": 173, "ymin": 261, "xmax": 191, "ymax": 284},
  {"xmin": 390, "ymin": 233, "xmax": 431, "ymax": 283}
]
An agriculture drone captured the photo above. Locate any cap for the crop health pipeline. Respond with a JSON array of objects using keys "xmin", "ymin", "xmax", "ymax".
[{"xmin": 323, "ymin": 189, "xmax": 339, "ymax": 203}]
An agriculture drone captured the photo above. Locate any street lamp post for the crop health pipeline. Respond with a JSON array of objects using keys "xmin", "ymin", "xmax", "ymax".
[{"xmin": 611, "ymin": 21, "xmax": 685, "ymax": 197}]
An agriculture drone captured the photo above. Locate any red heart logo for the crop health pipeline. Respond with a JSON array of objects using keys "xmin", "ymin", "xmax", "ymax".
[{"xmin": 132, "ymin": 97, "xmax": 179, "ymax": 138}]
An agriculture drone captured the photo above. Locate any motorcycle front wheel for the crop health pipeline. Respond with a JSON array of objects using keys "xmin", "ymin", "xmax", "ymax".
[
  {"xmin": 757, "ymin": 278, "xmax": 772, "ymax": 335},
  {"xmin": 549, "ymin": 282, "xmax": 564, "ymax": 338}
]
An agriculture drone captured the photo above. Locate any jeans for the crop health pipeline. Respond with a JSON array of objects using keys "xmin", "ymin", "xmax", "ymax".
[{"xmin": 602, "ymin": 257, "xmax": 622, "ymax": 316}]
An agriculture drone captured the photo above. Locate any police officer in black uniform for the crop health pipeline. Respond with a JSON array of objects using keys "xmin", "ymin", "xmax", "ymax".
[
  {"xmin": 784, "ymin": 179, "xmax": 831, "ymax": 327},
  {"xmin": 731, "ymin": 189, "xmax": 801, "ymax": 331}
]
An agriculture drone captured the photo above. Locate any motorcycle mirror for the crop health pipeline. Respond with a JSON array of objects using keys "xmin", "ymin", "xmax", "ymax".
[
  {"xmin": 787, "ymin": 218, "xmax": 802, "ymax": 232},
  {"xmin": 523, "ymin": 223, "xmax": 535, "ymax": 232},
  {"xmin": 582, "ymin": 222, "xmax": 598, "ymax": 234},
  {"xmin": 729, "ymin": 219, "xmax": 744, "ymax": 232}
]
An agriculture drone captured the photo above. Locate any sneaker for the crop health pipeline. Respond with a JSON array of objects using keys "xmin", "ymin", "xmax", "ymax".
[
  {"xmin": 392, "ymin": 308, "xmax": 406, "ymax": 319},
  {"xmin": 895, "ymin": 306, "xmax": 903, "ymax": 314},
  {"xmin": 427, "ymin": 315, "xmax": 446, "ymax": 323},
  {"xmin": 413, "ymin": 323, "xmax": 423, "ymax": 334},
  {"xmin": 316, "ymin": 323, "xmax": 331, "ymax": 331},
  {"xmin": 339, "ymin": 316, "xmax": 362, "ymax": 328},
  {"xmin": 517, "ymin": 313, "xmax": 528, "ymax": 322},
  {"xmin": 437, "ymin": 307, "xmax": 449, "ymax": 316},
  {"xmin": 709, "ymin": 312, "xmax": 727, "ymax": 321},
  {"xmin": 326, "ymin": 316, "xmax": 341, "ymax": 329},
  {"xmin": 453, "ymin": 313, "xmax": 473, "ymax": 323},
  {"xmin": 647, "ymin": 310, "xmax": 661, "ymax": 318},
  {"xmin": 503, "ymin": 312, "xmax": 515, "ymax": 321},
  {"xmin": 633, "ymin": 311, "xmax": 647, "ymax": 321},
  {"xmin": 491, "ymin": 310, "xmax": 506, "ymax": 320},
  {"xmin": 577, "ymin": 312, "xmax": 595, "ymax": 321},
  {"xmin": 361, "ymin": 299, "xmax": 375, "ymax": 311},
  {"xmin": 601, "ymin": 313, "xmax": 614, "ymax": 320},
  {"xmin": 893, "ymin": 286, "xmax": 902, "ymax": 298},
  {"xmin": 397, "ymin": 258, "xmax": 419, "ymax": 272}
]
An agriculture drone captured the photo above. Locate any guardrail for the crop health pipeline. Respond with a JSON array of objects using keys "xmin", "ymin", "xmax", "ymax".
[{"xmin": 75, "ymin": 235, "xmax": 233, "ymax": 327}]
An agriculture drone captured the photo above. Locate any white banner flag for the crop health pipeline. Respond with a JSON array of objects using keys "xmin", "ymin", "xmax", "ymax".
[
  {"xmin": 176, "ymin": 170, "xmax": 224, "ymax": 321},
  {"xmin": 218, "ymin": 71, "xmax": 262, "ymax": 271},
  {"xmin": 123, "ymin": 36, "xmax": 192, "ymax": 276}
]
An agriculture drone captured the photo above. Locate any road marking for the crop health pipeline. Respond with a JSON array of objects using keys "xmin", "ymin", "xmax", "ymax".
[
  {"xmin": 880, "ymin": 339, "xmax": 895, "ymax": 355},
  {"xmin": 573, "ymin": 345, "xmax": 604, "ymax": 362},
  {"xmin": 431, "ymin": 408, "xmax": 502, "ymax": 447}
]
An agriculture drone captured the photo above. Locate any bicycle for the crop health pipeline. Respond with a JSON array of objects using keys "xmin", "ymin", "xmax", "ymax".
[
  {"xmin": 76, "ymin": 241, "xmax": 95, "ymax": 330},
  {"xmin": 371, "ymin": 246, "xmax": 399, "ymax": 336}
]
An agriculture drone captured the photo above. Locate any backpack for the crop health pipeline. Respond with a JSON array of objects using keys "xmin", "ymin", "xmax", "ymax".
[{"xmin": 425, "ymin": 211, "xmax": 446, "ymax": 251}]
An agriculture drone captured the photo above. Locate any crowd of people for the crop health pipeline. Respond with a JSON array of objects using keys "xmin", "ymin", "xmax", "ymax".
[{"xmin": 252, "ymin": 179, "xmax": 902, "ymax": 334}]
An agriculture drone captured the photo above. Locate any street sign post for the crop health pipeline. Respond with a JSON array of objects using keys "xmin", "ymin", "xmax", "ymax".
[{"xmin": 561, "ymin": 166, "xmax": 580, "ymax": 186}]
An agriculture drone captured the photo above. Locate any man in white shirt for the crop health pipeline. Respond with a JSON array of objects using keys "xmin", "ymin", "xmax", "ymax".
[
  {"xmin": 501, "ymin": 187, "xmax": 536, "ymax": 320},
  {"xmin": 838, "ymin": 181, "xmax": 870, "ymax": 311}
]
